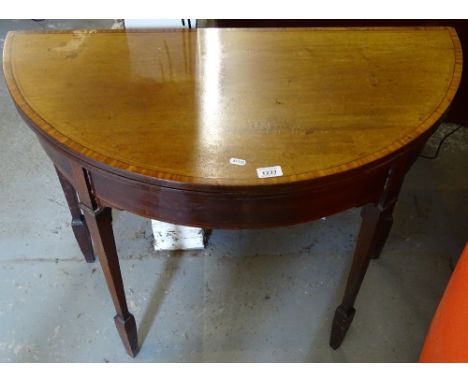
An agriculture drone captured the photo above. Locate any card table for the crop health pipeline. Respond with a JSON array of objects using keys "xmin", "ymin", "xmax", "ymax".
[{"xmin": 3, "ymin": 27, "xmax": 462, "ymax": 357}]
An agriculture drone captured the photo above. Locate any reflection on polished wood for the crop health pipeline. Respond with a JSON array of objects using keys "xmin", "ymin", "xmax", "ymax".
[
  {"xmin": 3, "ymin": 27, "xmax": 462, "ymax": 357},
  {"xmin": 4, "ymin": 28, "xmax": 461, "ymax": 188}
]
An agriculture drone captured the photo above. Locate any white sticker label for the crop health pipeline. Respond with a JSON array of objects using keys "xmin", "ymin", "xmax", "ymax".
[
  {"xmin": 256, "ymin": 165, "xmax": 283, "ymax": 178},
  {"xmin": 229, "ymin": 158, "xmax": 246, "ymax": 166}
]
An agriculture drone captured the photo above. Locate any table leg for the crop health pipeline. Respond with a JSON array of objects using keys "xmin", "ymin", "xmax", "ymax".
[
  {"xmin": 55, "ymin": 166, "xmax": 95, "ymax": 263},
  {"xmin": 329, "ymin": 203, "xmax": 383, "ymax": 349},
  {"xmin": 369, "ymin": 151, "xmax": 419, "ymax": 260},
  {"xmin": 71, "ymin": 166, "xmax": 139, "ymax": 357},
  {"xmin": 330, "ymin": 158, "xmax": 412, "ymax": 349},
  {"xmin": 82, "ymin": 207, "xmax": 139, "ymax": 357}
]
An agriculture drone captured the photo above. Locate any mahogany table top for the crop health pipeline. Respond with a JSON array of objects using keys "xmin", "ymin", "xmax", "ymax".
[{"xmin": 3, "ymin": 27, "xmax": 462, "ymax": 188}]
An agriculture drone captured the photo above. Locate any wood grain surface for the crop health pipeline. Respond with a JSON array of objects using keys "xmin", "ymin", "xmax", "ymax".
[{"xmin": 3, "ymin": 28, "xmax": 462, "ymax": 189}]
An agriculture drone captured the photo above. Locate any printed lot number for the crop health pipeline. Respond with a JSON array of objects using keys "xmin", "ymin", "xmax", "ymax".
[{"xmin": 256, "ymin": 165, "xmax": 283, "ymax": 178}]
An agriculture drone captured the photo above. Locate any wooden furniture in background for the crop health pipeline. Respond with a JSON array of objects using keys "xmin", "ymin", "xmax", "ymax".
[{"xmin": 3, "ymin": 27, "xmax": 462, "ymax": 357}]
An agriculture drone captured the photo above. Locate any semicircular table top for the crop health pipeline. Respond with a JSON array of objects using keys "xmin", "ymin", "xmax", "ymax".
[{"xmin": 3, "ymin": 27, "xmax": 462, "ymax": 188}]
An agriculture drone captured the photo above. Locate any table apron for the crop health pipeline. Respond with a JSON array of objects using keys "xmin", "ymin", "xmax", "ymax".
[{"xmin": 38, "ymin": 136, "xmax": 398, "ymax": 229}]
